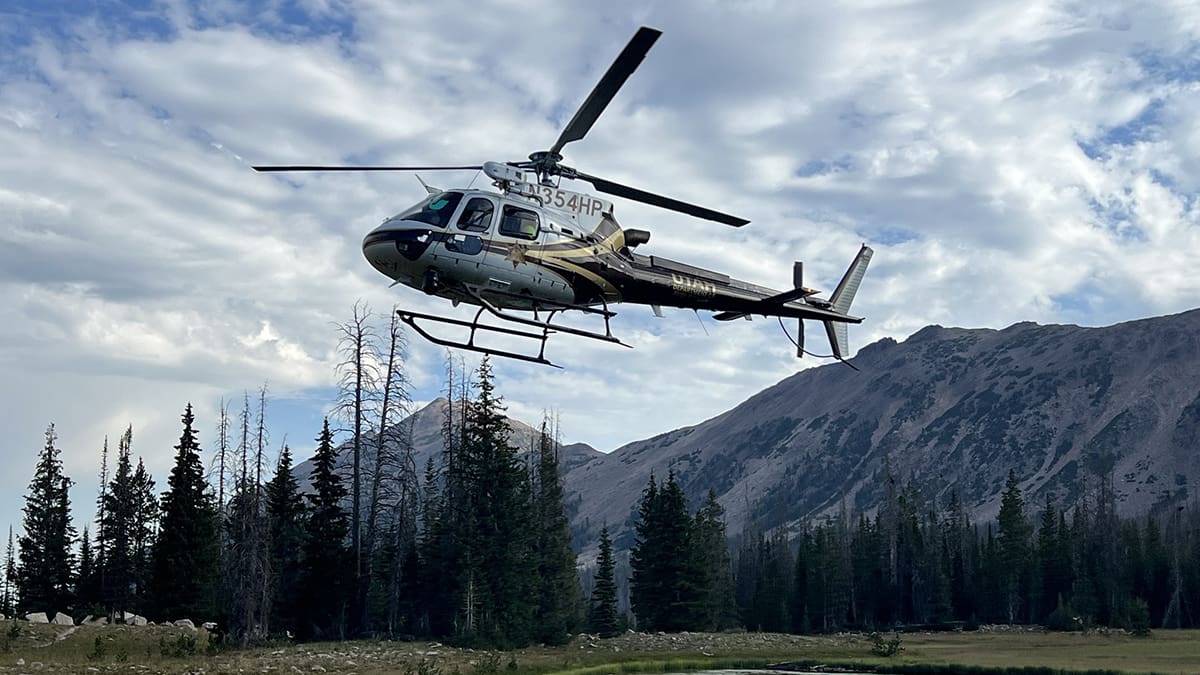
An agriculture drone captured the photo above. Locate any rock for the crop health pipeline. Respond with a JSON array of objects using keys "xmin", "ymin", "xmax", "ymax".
[
  {"xmin": 51, "ymin": 612, "xmax": 74, "ymax": 626},
  {"xmin": 128, "ymin": 614, "xmax": 148, "ymax": 626},
  {"xmin": 202, "ymin": 621, "xmax": 218, "ymax": 630},
  {"xmin": 82, "ymin": 615, "xmax": 108, "ymax": 626},
  {"xmin": 174, "ymin": 619, "xmax": 196, "ymax": 630},
  {"xmin": 25, "ymin": 612, "xmax": 48, "ymax": 624}
]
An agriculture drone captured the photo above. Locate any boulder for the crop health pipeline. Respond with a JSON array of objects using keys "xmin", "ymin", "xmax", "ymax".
[
  {"xmin": 129, "ymin": 614, "xmax": 148, "ymax": 626},
  {"xmin": 202, "ymin": 621, "xmax": 218, "ymax": 630},
  {"xmin": 174, "ymin": 619, "xmax": 196, "ymax": 630},
  {"xmin": 83, "ymin": 615, "xmax": 108, "ymax": 626},
  {"xmin": 25, "ymin": 612, "xmax": 49, "ymax": 624},
  {"xmin": 51, "ymin": 612, "xmax": 74, "ymax": 626}
]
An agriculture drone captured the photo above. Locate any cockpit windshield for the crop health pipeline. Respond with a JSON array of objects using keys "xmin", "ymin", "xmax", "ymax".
[{"xmin": 392, "ymin": 191, "xmax": 464, "ymax": 228}]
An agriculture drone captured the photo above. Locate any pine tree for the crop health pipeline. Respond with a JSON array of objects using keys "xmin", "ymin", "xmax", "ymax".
[
  {"xmin": 460, "ymin": 357, "xmax": 534, "ymax": 645},
  {"xmin": 1036, "ymin": 495, "xmax": 1069, "ymax": 622},
  {"xmin": 997, "ymin": 469, "xmax": 1030, "ymax": 623},
  {"xmin": 299, "ymin": 419, "xmax": 350, "ymax": 640},
  {"xmin": 691, "ymin": 490, "xmax": 736, "ymax": 630},
  {"xmin": 101, "ymin": 426, "xmax": 135, "ymax": 618},
  {"xmin": 76, "ymin": 526, "xmax": 101, "ymax": 615},
  {"xmin": 266, "ymin": 444, "xmax": 306, "ymax": 635},
  {"xmin": 130, "ymin": 457, "xmax": 158, "ymax": 612},
  {"xmin": 943, "ymin": 491, "xmax": 974, "ymax": 621},
  {"xmin": 94, "ymin": 437, "xmax": 109, "ymax": 608},
  {"xmin": 17, "ymin": 424, "xmax": 76, "ymax": 615},
  {"xmin": 2, "ymin": 526, "xmax": 17, "ymax": 616},
  {"xmin": 748, "ymin": 531, "xmax": 793, "ymax": 632},
  {"xmin": 630, "ymin": 472, "xmax": 695, "ymax": 631},
  {"xmin": 97, "ymin": 428, "xmax": 158, "ymax": 617},
  {"xmin": 420, "ymin": 366, "xmax": 469, "ymax": 638},
  {"xmin": 629, "ymin": 474, "xmax": 660, "ymax": 629},
  {"xmin": 152, "ymin": 403, "xmax": 221, "ymax": 621},
  {"xmin": 588, "ymin": 526, "xmax": 620, "ymax": 637},
  {"xmin": 531, "ymin": 417, "xmax": 580, "ymax": 644}
]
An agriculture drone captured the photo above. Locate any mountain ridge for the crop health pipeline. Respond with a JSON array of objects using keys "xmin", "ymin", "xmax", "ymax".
[
  {"xmin": 561, "ymin": 308, "xmax": 1200, "ymax": 553},
  {"xmin": 297, "ymin": 309, "xmax": 1200, "ymax": 561}
]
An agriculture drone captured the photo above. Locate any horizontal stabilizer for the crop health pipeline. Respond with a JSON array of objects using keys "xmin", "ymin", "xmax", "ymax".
[{"xmin": 712, "ymin": 286, "xmax": 819, "ymax": 322}]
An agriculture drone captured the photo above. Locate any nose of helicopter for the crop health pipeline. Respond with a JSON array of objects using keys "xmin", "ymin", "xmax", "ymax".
[{"xmin": 362, "ymin": 219, "xmax": 437, "ymax": 280}]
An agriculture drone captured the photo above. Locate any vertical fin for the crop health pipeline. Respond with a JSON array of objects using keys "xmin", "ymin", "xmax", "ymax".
[
  {"xmin": 824, "ymin": 245, "xmax": 873, "ymax": 365},
  {"xmin": 829, "ymin": 245, "xmax": 873, "ymax": 314}
]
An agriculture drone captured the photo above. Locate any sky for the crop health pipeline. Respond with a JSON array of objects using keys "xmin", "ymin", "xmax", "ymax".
[{"xmin": 1, "ymin": 0, "xmax": 1199, "ymax": 541}]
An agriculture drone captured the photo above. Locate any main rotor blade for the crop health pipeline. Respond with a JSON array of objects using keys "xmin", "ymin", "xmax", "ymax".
[
  {"xmin": 252, "ymin": 165, "xmax": 482, "ymax": 172},
  {"xmin": 548, "ymin": 26, "xmax": 662, "ymax": 156},
  {"xmin": 577, "ymin": 171, "xmax": 749, "ymax": 227}
]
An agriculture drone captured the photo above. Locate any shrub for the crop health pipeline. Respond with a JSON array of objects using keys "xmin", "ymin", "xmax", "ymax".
[
  {"xmin": 869, "ymin": 631, "xmax": 904, "ymax": 657},
  {"xmin": 1127, "ymin": 598, "xmax": 1151, "ymax": 637},
  {"xmin": 1044, "ymin": 598, "xmax": 1084, "ymax": 632}
]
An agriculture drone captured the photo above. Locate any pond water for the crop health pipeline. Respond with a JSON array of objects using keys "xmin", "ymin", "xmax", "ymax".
[{"xmin": 658, "ymin": 670, "xmax": 875, "ymax": 675}]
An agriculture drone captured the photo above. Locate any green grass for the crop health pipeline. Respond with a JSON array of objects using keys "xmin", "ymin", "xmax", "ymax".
[
  {"xmin": 3, "ymin": 625, "xmax": 1199, "ymax": 675},
  {"xmin": 543, "ymin": 656, "xmax": 780, "ymax": 675}
]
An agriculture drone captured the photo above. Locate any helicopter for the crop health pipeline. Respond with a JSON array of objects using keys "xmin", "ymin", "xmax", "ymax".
[{"xmin": 254, "ymin": 26, "xmax": 873, "ymax": 368}]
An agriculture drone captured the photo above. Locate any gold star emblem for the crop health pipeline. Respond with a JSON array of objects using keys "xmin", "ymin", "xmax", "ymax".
[{"xmin": 505, "ymin": 243, "xmax": 528, "ymax": 268}]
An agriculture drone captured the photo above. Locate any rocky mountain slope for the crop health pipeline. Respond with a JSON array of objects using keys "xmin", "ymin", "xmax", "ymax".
[
  {"xmin": 561, "ymin": 309, "xmax": 1200, "ymax": 553},
  {"xmin": 299, "ymin": 309, "xmax": 1200, "ymax": 559}
]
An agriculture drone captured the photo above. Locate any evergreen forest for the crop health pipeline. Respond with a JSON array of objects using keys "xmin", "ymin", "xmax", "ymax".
[{"xmin": 7, "ymin": 306, "xmax": 1200, "ymax": 646}]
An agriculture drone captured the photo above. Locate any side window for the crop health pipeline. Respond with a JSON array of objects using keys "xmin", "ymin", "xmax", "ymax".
[
  {"xmin": 499, "ymin": 205, "xmax": 540, "ymax": 240},
  {"xmin": 456, "ymin": 197, "xmax": 495, "ymax": 232}
]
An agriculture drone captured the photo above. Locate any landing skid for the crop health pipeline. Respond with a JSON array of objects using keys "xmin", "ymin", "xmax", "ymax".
[{"xmin": 396, "ymin": 288, "xmax": 630, "ymax": 367}]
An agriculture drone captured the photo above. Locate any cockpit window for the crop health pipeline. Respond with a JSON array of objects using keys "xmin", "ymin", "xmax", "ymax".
[
  {"xmin": 393, "ymin": 191, "xmax": 463, "ymax": 228},
  {"xmin": 499, "ymin": 205, "xmax": 539, "ymax": 240},
  {"xmin": 456, "ymin": 197, "xmax": 495, "ymax": 232}
]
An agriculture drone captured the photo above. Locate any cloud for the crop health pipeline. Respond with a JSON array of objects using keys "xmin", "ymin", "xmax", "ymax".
[{"xmin": 2, "ymin": 0, "xmax": 1200, "ymax": 535}]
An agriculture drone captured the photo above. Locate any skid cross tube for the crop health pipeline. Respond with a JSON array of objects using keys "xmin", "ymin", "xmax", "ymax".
[
  {"xmin": 397, "ymin": 307, "xmax": 561, "ymax": 367},
  {"xmin": 468, "ymin": 291, "xmax": 628, "ymax": 346},
  {"xmin": 395, "ymin": 289, "xmax": 630, "ymax": 367}
]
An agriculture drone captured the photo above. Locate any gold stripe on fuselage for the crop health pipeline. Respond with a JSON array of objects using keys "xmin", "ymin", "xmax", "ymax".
[{"xmin": 485, "ymin": 229, "xmax": 625, "ymax": 298}]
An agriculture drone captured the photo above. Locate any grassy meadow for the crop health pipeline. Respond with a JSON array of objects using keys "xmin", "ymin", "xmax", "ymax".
[{"xmin": 1, "ymin": 621, "xmax": 1198, "ymax": 674}]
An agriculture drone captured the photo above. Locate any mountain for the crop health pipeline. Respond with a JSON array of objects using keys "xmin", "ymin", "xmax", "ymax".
[
  {"xmin": 294, "ymin": 310, "xmax": 1200, "ymax": 561},
  {"xmin": 294, "ymin": 397, "xmax": 603, "ymax": 494},
  {"xmin": 561, "ymin": 309, "xmax": 1200, "ymax": 554}
]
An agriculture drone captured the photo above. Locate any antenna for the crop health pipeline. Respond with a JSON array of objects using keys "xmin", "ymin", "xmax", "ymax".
[{"xmin": 414, "ymin": 174, "xmax": 438, "ymax": 195}]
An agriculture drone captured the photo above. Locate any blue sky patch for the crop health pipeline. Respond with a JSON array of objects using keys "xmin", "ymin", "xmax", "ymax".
[{"xmin": 796, "ymin": 156, "xmax": 854, "ymax": 177}]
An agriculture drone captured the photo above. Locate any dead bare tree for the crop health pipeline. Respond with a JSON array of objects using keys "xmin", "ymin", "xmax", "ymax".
[
  {"xmin": 363, "ymin": 309, "xmax": 416, "ymax": 631},
  {"xmin": 333, "ymin": 300, "xmax": 380, "ymax": 633},
  {"xmin": 224, "ymin": 389, "xmax": 271, "ymax": 645},
  {"xmin": 212, "ymin": 398, "xmax": 232, "ymax": 511}
]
